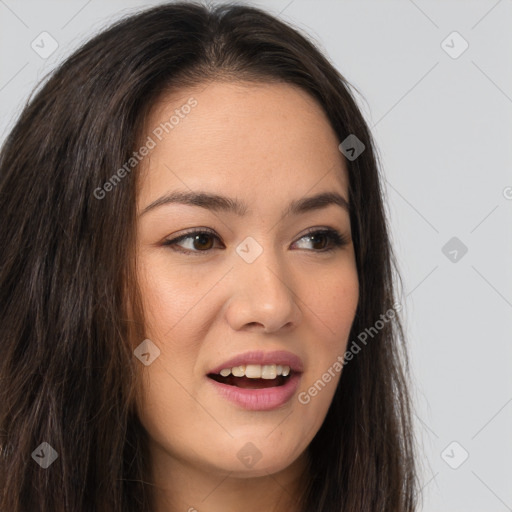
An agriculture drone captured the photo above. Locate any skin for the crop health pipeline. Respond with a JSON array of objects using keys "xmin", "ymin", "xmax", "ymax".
[{"xmin": 134, "ymin": 80, "xmax": 359, "ymax": 512}]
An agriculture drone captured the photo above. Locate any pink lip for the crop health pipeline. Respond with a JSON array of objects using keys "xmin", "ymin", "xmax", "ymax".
[
  {"xmin": 208, "ymin": 350, "xmax": 304, "ymax": 375},
  {"xmin": 206, "ymin": 371, "xmax": 302, "ymax": 411}
]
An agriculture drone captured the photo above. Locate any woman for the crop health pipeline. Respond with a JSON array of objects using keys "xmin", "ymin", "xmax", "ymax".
[{"xmin": 0, "ymin": 2, "xmax": 420, "ymax": 511}]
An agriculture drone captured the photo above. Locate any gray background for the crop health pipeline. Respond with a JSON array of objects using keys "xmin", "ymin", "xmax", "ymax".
[{"xmin": 1, "ymin": 0, "xmax": 511, "ymax": 510}]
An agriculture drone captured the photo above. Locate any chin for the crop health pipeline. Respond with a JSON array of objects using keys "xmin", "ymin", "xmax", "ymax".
[{"xmin": 207, "ymin": 446, "xmax": 302, "ymax": 478}]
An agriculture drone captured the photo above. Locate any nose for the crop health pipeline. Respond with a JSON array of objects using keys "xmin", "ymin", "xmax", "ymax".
[{"xmin": 224, "ymin": 244, "xmax": 303, "ymax": 333}]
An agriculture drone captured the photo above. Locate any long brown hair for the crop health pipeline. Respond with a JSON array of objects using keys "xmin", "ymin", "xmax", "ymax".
[{"xmin": 0, "ymin": 2, "xmax": 420, "ymax": 511}]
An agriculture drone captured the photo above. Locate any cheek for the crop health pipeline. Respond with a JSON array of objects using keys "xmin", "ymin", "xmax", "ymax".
[
  {"xmin": 298, "ymin": 268, "xmax": 358, "ymax": 409},
  {"xmin": 134, "ymin": 263, "xmax": 207, "ymax": 441},
  {"xmin": 135, "ymin": 260, "xmax": 211, "ymax": 412},
  {"xmin": 310, "ymin": 266, "xmax": 359, "ymax": 347},
  {"xmin": 136, "ymin": 254, "xmax": 214, "ymax": 342}
]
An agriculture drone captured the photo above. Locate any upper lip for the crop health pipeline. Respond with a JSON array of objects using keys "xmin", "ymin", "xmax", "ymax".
[{"xmin": 208, "ymin": 350, "xmax": 304, "ymax": 375}]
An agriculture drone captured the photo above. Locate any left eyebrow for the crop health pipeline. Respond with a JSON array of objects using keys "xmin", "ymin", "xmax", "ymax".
[{"xmin": 139, "ymin": 190, "xmax": 350, "ymax": 218}]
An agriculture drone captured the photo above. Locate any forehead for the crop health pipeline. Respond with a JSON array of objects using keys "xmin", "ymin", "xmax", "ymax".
[{"xmin": 137, "ymin": 80, "xmax": 349, "ymax": 210}]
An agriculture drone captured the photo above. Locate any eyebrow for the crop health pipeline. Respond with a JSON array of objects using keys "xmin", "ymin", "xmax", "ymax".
[{"xmin": 140, "ymin": 190, "xmax": 350, "ymax": 218}]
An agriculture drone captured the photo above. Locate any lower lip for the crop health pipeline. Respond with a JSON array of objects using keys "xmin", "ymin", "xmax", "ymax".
[{"xmin": 206, "ymin": 372, "xmax": 302, "ymax": 411}]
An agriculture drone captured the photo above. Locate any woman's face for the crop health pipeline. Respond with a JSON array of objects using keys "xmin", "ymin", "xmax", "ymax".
[{"xmin": 135, "ymin": 80, "xmax": 359, "ymax": 480}]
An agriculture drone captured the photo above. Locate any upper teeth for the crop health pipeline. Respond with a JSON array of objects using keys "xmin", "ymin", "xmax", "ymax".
[{"xmin": 219, "ymin": 364, "xmax": 291, "ymax": 379}]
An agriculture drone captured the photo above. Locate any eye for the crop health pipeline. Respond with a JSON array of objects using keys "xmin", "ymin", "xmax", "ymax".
[
  {"xmin": 162, "ymin": 228, "xmax": 222, "ymax": 255},
  {"xmin": 162, "ymin": 227, "xmax": 348, "ymax": 255},
  {"xmin": 293, "ymin": 228, "xmax": 348, "ymax": 252}
]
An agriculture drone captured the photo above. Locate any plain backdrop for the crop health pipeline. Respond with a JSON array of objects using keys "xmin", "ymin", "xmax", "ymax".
[{"xmin": 1, "ymin": 1, "xmax": 511, "ymax": 510}]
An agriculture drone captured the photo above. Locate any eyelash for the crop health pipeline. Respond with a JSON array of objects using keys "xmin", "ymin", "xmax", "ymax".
[{"xmin": 162, "ymin": 227, "xmax": 348, "ymax": 256}]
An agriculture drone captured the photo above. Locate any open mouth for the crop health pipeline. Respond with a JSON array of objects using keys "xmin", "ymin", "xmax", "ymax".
[{"xmin": 207, "ymin": 373, "xmax": 291, "ymax": 389}]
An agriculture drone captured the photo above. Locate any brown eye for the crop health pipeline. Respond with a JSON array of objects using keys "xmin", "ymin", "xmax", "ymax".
[
  {"xmin": 189, "ymin": 233, "xmax": 215, "ymax": 251},
  {"xmin": 306, "ymin": 232, "xmax": 330, "ymax": 250},
  {"xmin": 163, "ymin": 230, "xmax": 222, "ymax": 254},
  {"xmin": 292, "ymin": 229, "xmax": 347, "ymax": 252}
]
